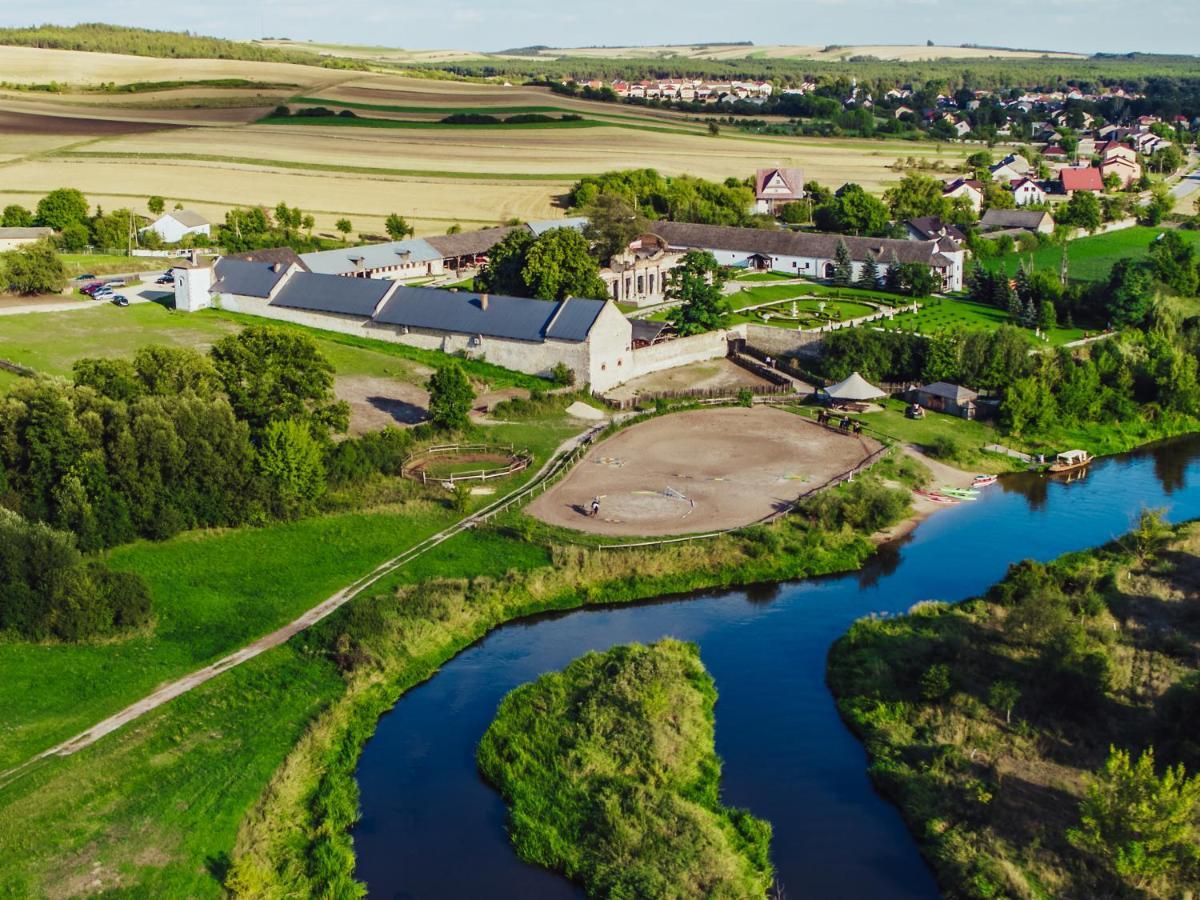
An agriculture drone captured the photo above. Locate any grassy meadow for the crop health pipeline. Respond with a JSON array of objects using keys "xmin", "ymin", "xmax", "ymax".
[{"xmin": 982, "ymin": 227, "xmax": 1200, "ymax": 283}]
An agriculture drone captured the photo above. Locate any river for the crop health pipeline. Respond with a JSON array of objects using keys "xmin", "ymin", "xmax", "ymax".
[{"xmin": 352, "ymin": 435, "xmax": 1200, "ymax": 899}]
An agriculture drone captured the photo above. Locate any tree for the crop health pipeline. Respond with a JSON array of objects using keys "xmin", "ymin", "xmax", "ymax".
[
  {"xmin": 884, "ymin": 251, "xmax": 903, "ymax": 293},
  {"xmin": 1, "ymin": 204, "xmax": 33, "ymax": 227},
  {"xmin": 89, "ymin": 208, "xmax": 134, "ymax": 252},
  {"xmin": 1068, "ymin": 746, "xmax": 1200, "ymax": 891},
  {"xmin": 988, "ymin": 680, "xmax": 1020, "ymax": 724},
  {"xmin": 1060, "ymin": 191, "xmax": 1102, "ymax": 233},
  {"xmin": 210, "ymin": 326, "xmax": 348, "ymax": 438},
  {"xmin": 477, "ymin": 228, "xmax": 536, "ymax": 296},
  {"xmin": 334, "ymin": 218, "xmax": 352, "ymax": 243},
  {"xmin": 521, "ymin": 228, "xmax": 608, "ymax": 301},
  {"xmin": 257, "ymin": 419, "xmax": 326, "ymax": 517},
  {"xmin": 898, "ymin": 263, "xmax": 937, "ymax": 297},
  {"xmin": 35, "ymin": 188, "xmax": 89, "ymax": 231},
  {"xmin": 57, "ymin": 222, "xmax": 90, "ymax": 253},
  {"xmin": 385, "ymin": 213, "xmax": 414, "ymax": 241},
  {"xmin": 147, "ymin": 195, "xmax": 165, "ymax": 216},
  {"xmin": 884, "ymin": 172, "xmax": 950, "ymax": 222},
  {"xmin": 582, "ymin": 192, "xmax": 650, "ymax": 263},
  {"xmin": 426, "ymin": 361, "xmax": 474, "ymax": 431},
  {"xmin": 814, "ymin": 183, "xmax": 891, "ymax": 236},
  {"xmin": 1106, "ymin": 259, "xmax": 1156, "ymax": 327},
  {"xmin": 0, "ymin": 240, "xmax": 67, "ymax": 295},
  {"xmin": 831, "ymin": 239, "xmax": 854, "ymax": 286},
  {"xmin": 302, "ymin": 214, "xmax": 315, "ymax": 236},
  {"xmin": 857, "ymin": 251, "xmax": 880, "ymax": 288},
  {"xmin": 665, "ymin": 250, "xmax": 729, "ymax": 336}
]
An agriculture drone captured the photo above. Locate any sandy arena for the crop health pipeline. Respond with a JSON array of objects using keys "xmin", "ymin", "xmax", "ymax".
[{"xmin": 528, "ymin": 406, "xmax": 880, "ymax": 537}]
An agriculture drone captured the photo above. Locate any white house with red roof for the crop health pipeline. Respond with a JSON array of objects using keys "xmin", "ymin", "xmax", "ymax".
[{"xmin": 753, "ymin": 167, "xmax": 805, "ymax": 215}]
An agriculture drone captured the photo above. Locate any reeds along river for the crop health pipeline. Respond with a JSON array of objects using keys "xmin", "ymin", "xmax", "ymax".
[{"xmin": 351, "ymin": 435, "xmax": 1200, "ymax": 899}]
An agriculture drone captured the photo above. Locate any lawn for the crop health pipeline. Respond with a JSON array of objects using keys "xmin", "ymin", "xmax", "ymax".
[
  {"xmin": 0, "ymin": 502, "xmax": 453, "ymax": 770},
  {"xmin": 730, "ymin": 297, "xmax": 879, "ymax": 329},
  {"xmin": 878, "ymin": 295, "xmax": 1086, "ymax": 346},
  {"xmin": 980, "ymin": 226, "xmax": 1200, "ymax": 283},
  {"xmin": 0, "ymin": 303, "xmax": 547, "ymax": 392}
]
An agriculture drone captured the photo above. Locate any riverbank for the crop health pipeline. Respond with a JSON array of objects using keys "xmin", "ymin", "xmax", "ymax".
[
  {"xmin": 222, "ymin": 464, "xmax": 921, "ymax": 895},
  {"xmin": 828, "ymin": 517, "xmax": 1200, "ymax": 899}
]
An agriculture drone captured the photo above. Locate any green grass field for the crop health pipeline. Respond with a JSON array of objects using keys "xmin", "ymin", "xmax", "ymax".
[
  {"xmin": 880, "ymin": 295, "xmax": 1086, "ymax": 346},
  {"xmin": 981, "ymin": 227, "xmax": 1200, "ymax": 283},
  {"xmin": 0, "ymin": 303, "xmax": 546, "ymax": 391}
]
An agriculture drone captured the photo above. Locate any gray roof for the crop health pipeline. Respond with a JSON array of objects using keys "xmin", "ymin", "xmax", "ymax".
[
  {"xmin": 526, "ymin": 217, "xmax": 589, "ymax": 236},
  {"xmin": 919, "ymin": 382, "xmax": 978, "ymax": 402},
  {"xmin": 300, "ymin": 238, "xmax": 441, "ymax": 275},
  {"xmin": 424, "ymin": 225, "xmax": 520, "ymax": 259},
  {"xmin": 166, "ymin": 210, "xmax": 210, "ymax": 228},
  {"xmin": 211, "ymin": 258, "xmax": 291, "ymax": 298},
  {"xmin": 224, "ymin": 247, "xmax": 310, "ymax": 272},
  {"xmin": 979, "ymin": 209, "xmax": 1052, "ymax": 231},
  {"xmin": 269, "ymin": 272, "xmax": 394, "ymax": 317},
  {"xmin": 373, "ymin": 286, "xmax": 603, "ymax": 344},
  {"xmin": 546, "ymin": 296, "xmax": 606, "ymax": 342},
  {"xmin": 651, "ymin": 221, "xmax": 956, "ymax": 267},
  {"xmin": 0, "ymin": 227, "xmax": 53, "ymax": 239},
  {"xmin": 631, "ymin": 319, "xmax": 669, "ymax": 343}
]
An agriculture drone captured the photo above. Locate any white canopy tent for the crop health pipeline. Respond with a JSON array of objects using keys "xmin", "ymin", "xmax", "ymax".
[{"xmin": 820, "ymin": 372, "xmax": 886, "ymax": 402}]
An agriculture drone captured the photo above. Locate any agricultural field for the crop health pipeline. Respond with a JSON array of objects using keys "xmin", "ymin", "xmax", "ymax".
[
  {"xmin": 982, "ymin": 227, "xmax": 1200, "ymax": 283},
  {"xmin": 0, "ymin": 46, "xmax": 976, "ymax": 239}
]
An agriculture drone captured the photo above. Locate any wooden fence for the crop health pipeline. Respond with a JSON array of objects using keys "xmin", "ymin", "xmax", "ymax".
[
  {"xmin": 599, "ymin": 381, "xmax": 796, "ymax": 411},
  {"xmin": 402, "ymin": 443, "xmax": 532, "ymax": 486}
]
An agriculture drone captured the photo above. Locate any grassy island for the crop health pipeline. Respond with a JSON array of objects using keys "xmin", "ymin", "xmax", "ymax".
[
  {"xmin": 477, "ymin": 640, "xmax": 774, "ymax": 899},
  {"xmin": 828, "ymin": 515, "xmax": 1200, "ymax": 899}
]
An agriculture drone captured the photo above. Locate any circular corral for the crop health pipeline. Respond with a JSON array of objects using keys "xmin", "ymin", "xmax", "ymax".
[{"xmin": 528, "ymin": 406, "xmax": 881, "ymax": 537}]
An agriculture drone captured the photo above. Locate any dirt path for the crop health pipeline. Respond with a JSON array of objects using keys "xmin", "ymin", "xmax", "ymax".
[{"xmin": 0, "ymin": 425, "xmax": 597, "ymax": 790}]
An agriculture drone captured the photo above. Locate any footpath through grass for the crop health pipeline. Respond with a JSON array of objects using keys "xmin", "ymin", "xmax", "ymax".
[{"xmin": 0, "ymin": 426, "xmax": 910, "ymax": 896}]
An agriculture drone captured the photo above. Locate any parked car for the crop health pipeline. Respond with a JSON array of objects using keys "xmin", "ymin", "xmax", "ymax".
[
  {"xmin": 93, "ymin": 287, "xmax": 114, "ymax": 299},
  {"xmin": 80, "ymin": 282, "xmax": 102, "ymax": 295},
  {"xmin": 155, "ymin": 274, "xmax": 174, "ymax": 285},
  {"xmin": 74, "ymin": 273, "xmax": 96, "ymax": 281},
  {"xmin": 105, "ymin": 279, "xmax": 127, "ymax": 288},
  {"xmin": 111, "ymin": 295, "xmax": 129, "ymax": 307}
]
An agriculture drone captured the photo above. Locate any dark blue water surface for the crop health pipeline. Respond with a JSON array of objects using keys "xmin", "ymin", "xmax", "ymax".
[{"xmin": 353, "ymin": 436, "xmax": 1200, "ymax": 899}]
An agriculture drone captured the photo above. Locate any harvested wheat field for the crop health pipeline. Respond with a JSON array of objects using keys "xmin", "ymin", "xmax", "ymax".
[{"xmin": 528, "ymin": 406, "xmax": 879, "ymax": 537}]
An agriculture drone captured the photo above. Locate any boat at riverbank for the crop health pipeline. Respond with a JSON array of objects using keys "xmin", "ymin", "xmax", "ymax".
[{"xmin": 1048, "ymin": 449, "xmax": 1093, "ymax": 474}]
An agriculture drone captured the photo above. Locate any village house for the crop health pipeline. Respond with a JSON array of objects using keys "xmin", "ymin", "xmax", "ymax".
[
  {"xmin": 171, "ymin": 256, "xmax": 633, "ymax": 391},
  {"xmin": 1060, "ymin": 166, "xmax": 1104, "ymax": 196},
  {"xmin": 140, "ymin": 210, "xmax": 211, "ymax": 244},
  {"xmin": 910, "ymin": 382, "xmax": 979, "ymax": 419},
  {"xmin": 599, "ymin": 233, "xmax": 683, "ymax": 307},
  {"xmin": 0, "ymin": 226, "xmax": 54, "ymax": 250},
  {"xmin": 979, "ymin": 208, "xmax": 1055, "ymax": 236},
  {"xmin": 1100, "ymin": 152, "xmax": 1141, "ymax": 188},
  {"xmin": 651, "ymin": 221, "xmax": 965, "ymax": 292},
  {"xmin": 753, "ymin": 167, "xmax": 805, "ymax": 215},
  {"xmin": 1010, "ymin": 177, "xmax": 1047, "ymax": 206},
  {"xmin": 942, "ymin": 178, "xmax": 984, "ymax": 214},
  {"xmin": 990, "ymin": 154, "xmax": 1033, "ymax": 182},
  {"xmin": 904, "ymin": 216, "xmax": 966, "ymax": 243}
]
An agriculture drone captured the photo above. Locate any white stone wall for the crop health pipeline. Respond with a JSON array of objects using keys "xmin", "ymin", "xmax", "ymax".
[
  {"xmin": 625, "ymin": 328, "xmax": 732, "ymax": 381},
  {"xmin": 204, "ymin": 293, "xmax": 632, "ymax": 391}
]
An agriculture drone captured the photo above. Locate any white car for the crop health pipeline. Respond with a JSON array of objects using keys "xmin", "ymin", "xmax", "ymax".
[{"xmin": 105, "ymin": 279, "xmax": 127, "ymax": 288}]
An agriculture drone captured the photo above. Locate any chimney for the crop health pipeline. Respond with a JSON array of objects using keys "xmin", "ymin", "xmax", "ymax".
[
  {"xmin": 480, "ymin": 293, "xmax": 489, "ymax": 311},
  {"xmin": 272, "ymin": 262, "xmax": 283, "ymax": 273}
]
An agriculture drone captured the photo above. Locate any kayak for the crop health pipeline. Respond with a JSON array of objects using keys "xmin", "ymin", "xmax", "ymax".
[
  {"xmin": 915, "ymin": 490, "xmax": 960, "ymax": 504},
  {"xmin": 940, "ymin": 488, "xmax": 978, "ymax": 500},
  {"xmin": 972, "ymin": 474, "xmax": 998, "ymax": 487}
]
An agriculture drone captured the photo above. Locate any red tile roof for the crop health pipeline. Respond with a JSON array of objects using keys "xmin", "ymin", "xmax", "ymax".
[{"xmin": 1060, "ymin": 167, "xmax": 1104, "ymax": 192}]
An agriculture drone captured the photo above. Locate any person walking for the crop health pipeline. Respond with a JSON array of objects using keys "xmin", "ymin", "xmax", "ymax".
[{"xmin": 590, "ymin": 497, "xmax": 601, "ymax": 518}]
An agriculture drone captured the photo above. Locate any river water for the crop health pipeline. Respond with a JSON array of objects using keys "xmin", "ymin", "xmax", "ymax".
[{"xmin": 352, "ymin": 436, "xmax": 1200, "ymax": 899}]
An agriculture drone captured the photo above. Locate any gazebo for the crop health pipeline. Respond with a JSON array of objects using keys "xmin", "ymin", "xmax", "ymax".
[{"xmin": 820, "ymin": 372, "xmax": 886, "ymax": 403}]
